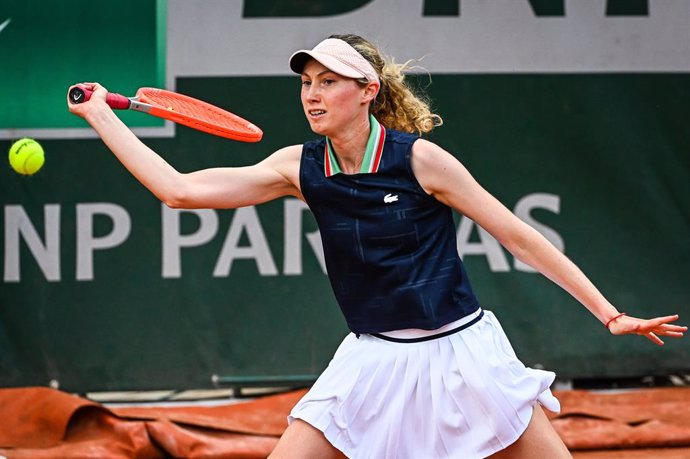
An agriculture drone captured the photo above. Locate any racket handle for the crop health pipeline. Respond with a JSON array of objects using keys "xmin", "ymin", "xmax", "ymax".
[{"xmin": 68, "ymin": 85, "xmax": 131, "ymax": 110}]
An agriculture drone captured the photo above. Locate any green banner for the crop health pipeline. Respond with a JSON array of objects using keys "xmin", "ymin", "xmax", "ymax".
[{"xmin": 0, "ymin": 0, "xmax": 165, "ymax": 131}]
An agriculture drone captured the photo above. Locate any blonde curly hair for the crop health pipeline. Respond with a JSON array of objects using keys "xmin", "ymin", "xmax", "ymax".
[{"xmin": 329, "ymin": 33, "xmax": 443, "ymax": 135}]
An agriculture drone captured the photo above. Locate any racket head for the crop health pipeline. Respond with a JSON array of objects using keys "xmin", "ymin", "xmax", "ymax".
[{"xmin": 136, "ymin": 88, "xmax": 263, "ymax": 142}]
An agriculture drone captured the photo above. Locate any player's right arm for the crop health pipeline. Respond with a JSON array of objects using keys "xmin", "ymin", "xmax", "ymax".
[{"xmin": 68, "ymin": 83, "xmax": 303, "ymax": 209}]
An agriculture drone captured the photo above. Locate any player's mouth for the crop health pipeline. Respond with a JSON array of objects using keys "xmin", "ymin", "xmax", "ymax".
[{"xmin": 308, "ymin": 109, "xmax": 326, "ymax": 119}]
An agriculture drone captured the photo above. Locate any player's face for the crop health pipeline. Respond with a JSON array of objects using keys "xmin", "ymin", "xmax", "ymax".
[{"xmin": 300, "ymin": 59, "xmax": 368, "ymax": 136}]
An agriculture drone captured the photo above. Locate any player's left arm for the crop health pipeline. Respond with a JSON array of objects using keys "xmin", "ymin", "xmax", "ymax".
[{"xmin": 411, "ymin": 139, "xmax": 686, "ymax": 344}]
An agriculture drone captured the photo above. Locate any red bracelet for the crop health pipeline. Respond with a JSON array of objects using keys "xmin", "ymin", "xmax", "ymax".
[{"xmin": 605, "ymin": 312, "xmax": 626, "ymax": 329}]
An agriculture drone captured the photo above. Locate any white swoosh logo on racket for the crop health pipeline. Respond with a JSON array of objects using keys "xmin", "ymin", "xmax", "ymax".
[{"xmin": 0, "ymin": 18, "xmax": 10, "ymax": 34}]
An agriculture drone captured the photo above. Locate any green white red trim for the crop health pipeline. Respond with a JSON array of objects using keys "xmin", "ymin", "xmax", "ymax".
[{"xmin": 324, "ymin": 115, "xmax": 386, "ymax": 177}]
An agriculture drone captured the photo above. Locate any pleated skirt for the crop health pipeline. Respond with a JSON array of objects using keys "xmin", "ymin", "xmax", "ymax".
[{"xmin": 288, "ymin": 310, "xmax": 560, "ymax": 459}]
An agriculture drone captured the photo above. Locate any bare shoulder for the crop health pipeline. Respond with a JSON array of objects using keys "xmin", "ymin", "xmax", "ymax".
[
  {"xmin": 270, "ymin": 144, "xmax": 303, "ymax": 159},
  {"xmin": 411, "ymin": 138, "xmax": 464, "ymax": 173},
  {"xmin": 410, "ymin": 138, "xmax": 470, "ymax": 197},
  {"xmin": 265, "ymin": 144, "xmax": 302, "ymax": 165},
  {"xmin": 261, "ymin": 144, "xmax": 303, "ymax": 195}
]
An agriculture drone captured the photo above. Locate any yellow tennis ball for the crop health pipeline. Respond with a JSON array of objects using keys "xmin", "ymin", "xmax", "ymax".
[{"xmin": 9, "ymin": 138, "xmax": 45, "ymax": 175}]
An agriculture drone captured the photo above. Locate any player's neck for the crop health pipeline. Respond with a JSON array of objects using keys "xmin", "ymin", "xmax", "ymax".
[{"xmin": 328, "ymin": 116, "xmax": 371, "ymax": 174}]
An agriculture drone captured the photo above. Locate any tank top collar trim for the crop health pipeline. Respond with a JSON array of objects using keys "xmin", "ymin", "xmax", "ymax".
[{"xmin": 324, "ymin": 115, "xmax": 386, "ymax": 177}]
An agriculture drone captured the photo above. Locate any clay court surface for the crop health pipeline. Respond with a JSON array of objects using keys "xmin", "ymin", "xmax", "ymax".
[{"xmin": 1, "ymin": 386, "xmax": 689, "ymax": 458}]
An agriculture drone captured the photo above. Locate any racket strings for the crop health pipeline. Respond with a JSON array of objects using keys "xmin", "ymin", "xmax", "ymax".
[
  {"xmin": 144, "ymin": 92, "xmax": 249, "ymax": 130},
  {"xmin": 136, "ymin": 88, "xmax": 262, "ymax": 141}
]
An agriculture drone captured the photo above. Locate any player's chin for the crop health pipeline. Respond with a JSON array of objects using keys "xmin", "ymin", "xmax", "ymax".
[{"xmin": 306, "ymin": 118, "xmax": 328, "ymax": 136}]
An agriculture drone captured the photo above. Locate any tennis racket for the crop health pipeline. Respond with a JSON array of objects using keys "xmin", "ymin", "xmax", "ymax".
[{"xmin": 68, "ymin": 85, "xmax": 263, "ymax": 142}]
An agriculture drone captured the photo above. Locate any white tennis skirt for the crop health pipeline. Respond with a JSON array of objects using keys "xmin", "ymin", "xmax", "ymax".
[{"xmin": 288, "ymin": 309, "xmax": 560, "ymax": 459}]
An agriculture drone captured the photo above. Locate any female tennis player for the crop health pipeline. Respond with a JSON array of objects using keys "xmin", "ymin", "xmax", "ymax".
[{"xmin": 68, "ymin": 34, "xmax": 685, "ymax": 459}]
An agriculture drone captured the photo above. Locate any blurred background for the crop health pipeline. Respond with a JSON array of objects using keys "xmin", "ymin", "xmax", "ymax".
[{"xmin": 1, "ymin": 0, "xmax": 688, "ymax": 395}]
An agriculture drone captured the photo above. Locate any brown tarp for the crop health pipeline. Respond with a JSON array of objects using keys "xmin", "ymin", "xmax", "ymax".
[
  {"xmin": 1, "ymin": 386, "xmax": 690, "ymax": 458},
  {"xmin": 551, "ymin": 388, "xmax": 690, "ymax": 458},
  {"xmin": 0, "ymin": 387, "xmax": 306, "ymax": 458}
]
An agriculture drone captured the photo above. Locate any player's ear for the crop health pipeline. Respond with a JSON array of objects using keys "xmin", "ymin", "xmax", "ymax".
[{"xmin": 362, "ymin": 81, "xmax": 380, "ymax": 104}]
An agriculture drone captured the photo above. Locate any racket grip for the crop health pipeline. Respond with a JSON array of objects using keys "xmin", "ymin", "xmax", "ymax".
[{"xmin": 68, "ymin": 85, "xmax": 131, "ymax": 110}]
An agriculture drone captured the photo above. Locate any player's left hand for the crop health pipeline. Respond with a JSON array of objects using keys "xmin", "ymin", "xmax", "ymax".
[{"xmin": 608, "ymin": 314, "xmax": 686, "ymax": 345}]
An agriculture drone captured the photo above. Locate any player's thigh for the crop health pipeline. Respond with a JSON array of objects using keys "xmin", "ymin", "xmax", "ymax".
[
  {"xmin": 488, "ymin": 404, "xmax": 572, "ymax": 459},
  {"xmin": 269, "ymin": 419, "xmax": 347, "ymax": 459}
]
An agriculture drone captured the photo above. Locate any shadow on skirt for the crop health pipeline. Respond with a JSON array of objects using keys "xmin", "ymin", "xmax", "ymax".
[{"xmin": 289, "ymin": 310, "xmax": 560, "ymax": 459}]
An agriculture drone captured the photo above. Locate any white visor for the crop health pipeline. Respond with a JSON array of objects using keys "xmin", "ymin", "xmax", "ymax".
[{"xmin": 289, "ymin": 38, "xmax": 380, "ymax": 83}]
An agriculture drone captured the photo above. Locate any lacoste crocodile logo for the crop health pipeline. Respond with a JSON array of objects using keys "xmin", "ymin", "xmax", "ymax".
[{"xmin": 384, "ymin": 193, "xmax": 399, "ymax": 204}]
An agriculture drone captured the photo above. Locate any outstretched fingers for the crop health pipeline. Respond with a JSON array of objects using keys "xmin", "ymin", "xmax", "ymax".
[
  {"xmin": 609, "ymin": 313, "xmax": 686, "ymax": 345},
  {"xmin": 651, "ymin": 314, "xmax": 681, "ymax": 325},
  {"xmin": 649, "ymin": 315, "xmax": 686, "ymax": 334},
  {"xmin": 641, "ymin": 315, "xmax": 686, "ymax": 344},
  {"xmin": 645, "ymin": 331, "xmax": 664, "ymax": 346}
]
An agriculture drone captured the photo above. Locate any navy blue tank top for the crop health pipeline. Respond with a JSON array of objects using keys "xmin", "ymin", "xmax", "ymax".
[{"xmin": 300, "ymin": 128, "xmax": 480, "ymax": 334}]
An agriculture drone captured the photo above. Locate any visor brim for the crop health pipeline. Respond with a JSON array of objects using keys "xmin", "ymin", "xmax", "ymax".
[{"xmin": 289, "ymin": 50, "xmax": 367, "ymax": 80}]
